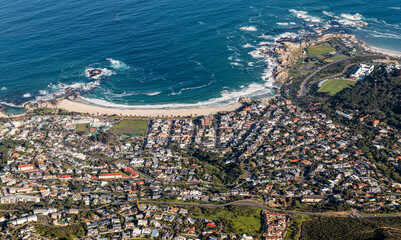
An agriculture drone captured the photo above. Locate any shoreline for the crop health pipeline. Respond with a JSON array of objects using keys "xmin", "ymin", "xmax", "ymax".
[
  {"xmin": 3, "ymin": 33, "xmax": 401, "ymax": 118},
  {"xmin": 366, "ymin": 45, "xmax": 401, "ymax": 58},
  {"xmin": 55, "ymin": 98, "xmax": 246, "ymax": 117}
]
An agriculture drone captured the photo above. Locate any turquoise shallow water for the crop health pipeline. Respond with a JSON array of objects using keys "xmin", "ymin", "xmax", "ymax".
[{"xmin": 0, "ymin": 0, "xmax": 400, "ymax": 108}]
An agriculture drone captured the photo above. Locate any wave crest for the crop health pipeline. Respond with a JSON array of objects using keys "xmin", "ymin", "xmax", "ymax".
[{"xmin": 106, "ymin": 58, "xmax": 130, "ymax": 70}]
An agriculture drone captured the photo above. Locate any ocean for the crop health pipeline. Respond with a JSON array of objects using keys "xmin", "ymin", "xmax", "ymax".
[{"xmin": 0, "ymin": 0, "xmax": 400, "ymax": 108}]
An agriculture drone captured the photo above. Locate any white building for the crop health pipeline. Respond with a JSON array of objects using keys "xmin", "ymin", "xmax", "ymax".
[
  {"xmin": 8, "ymin": 215, "xmax": 38, "ymax": 226},
  {"xmin": 0, "ymin": 195, "xmax": 40, "ymax": 204},
  {"xmin": 351, "ymin": 64, "xmax": 374, "ymax": 79}
]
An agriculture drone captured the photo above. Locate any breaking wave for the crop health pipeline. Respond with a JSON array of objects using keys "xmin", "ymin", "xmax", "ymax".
[
  {"xmin": 107, "ymin": 58, "xmax": 130, "ymax": 70},
  {"xmin": 80, "ymin": 81, "xmax": 274, "ymax": 109},
  {"xmin": 289, "ymin": 9, "xmax": 322, "ymax": 22},
  {"xmin": 147, "ymin": 91, "xmax": 161, "ymax": 96},
  {"xmin": 240, "ymin": 26, "xmax": 257, "ymax": 31}
]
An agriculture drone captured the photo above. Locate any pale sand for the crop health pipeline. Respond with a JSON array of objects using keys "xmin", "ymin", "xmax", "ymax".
[
  {"xmin": 0, "ymin": 112, "xmax": 8, "ymax": 118},
  {"xmin": 367, "ymin": 45, "xmax": 401, "ymax": 58},
  {"xmin": 56, "ymin": 99, "xmax": 243, "ymax": 117}
]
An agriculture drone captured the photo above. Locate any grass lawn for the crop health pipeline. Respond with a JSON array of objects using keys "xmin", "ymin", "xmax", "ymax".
[
  {"xmin": 192, "ymin": 206, "xmax": 261, "ymax": 234},
  {"xmin": 113, "ymin": 120, "xmax": 148, "ymax": 135},
  {"xmin": 391, "ymin": 77, "xmax": 401, "ymax": 84},
  {"xmin": 307, "ymin": 44, "xmax": 336, "ymax": 56},
  {"xmin": 232, "ymin": 215, "xmax": 261, "ymax": 233},
  {"xmin": 325, "ymin": 54, "xmax": 348, "ymax": 62},
  {"xmin": 318, "ymin": 78, "xmax": 356, "ymax": 95},
  {"xmin": 75, "ymin": 123, "xmax": 89, "ymax": 133}
]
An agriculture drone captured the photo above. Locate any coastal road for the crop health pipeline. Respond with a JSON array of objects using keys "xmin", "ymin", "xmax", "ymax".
[{"xmin": 297, "ymin": 53, "xmax": 382, "ymax": 97}]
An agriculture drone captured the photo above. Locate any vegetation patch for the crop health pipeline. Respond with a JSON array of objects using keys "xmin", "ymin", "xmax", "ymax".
[
  {"xmin": 285, "ymin": 214, "xmax": 316, "ymax": 240},
  {"xmin": 318, "ymin": 78, "xmax": 356, "ymax": 95},
  {"xmin": 307, "ymin": 44, "xmax": 336, "ymax": 56},
  {"xmin": 75, "ymin": 123, "xmax": 89, "ymax": 133},
  {"xmin": 391, "ymin": 77, "xmax": 401, "ymax": 84},
  {"xmin": 299, "ymin": 217, "xmax": 401, "ymax": 240},
  {"xmin": 113, "ymin": 120, "xmax": 148, "ymax": 135},
  {"xmin": 35, "ymin": 223, "xmax": 86, "ymax": 239},
  {"xmin": 325, "ymin": 54, "xmax": 348, "ymax": 62},
  {"xmin": 189, "ymin": 205, "xmax": 261, "ymax": 234},
  {"xmin": 331, "ymin": 66, "xmax": 401, "ymax": 129}
]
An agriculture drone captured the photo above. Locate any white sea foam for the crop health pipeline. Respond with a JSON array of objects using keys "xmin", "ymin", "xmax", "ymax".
[
  {"xmin": 39, "ymin": 90, "xmax": 48, "ymax": 95},
  {"xmin": 0, "ymin": 101, "xmax": 23, "ymax": 108},
  {"xmin": 103, "ymin": 90, "xmax": 141, "ymax": 98},
  {"xmin": 260, "ymin": 32, "xmax": 299, "ymax": 42},
  {"xmin": 147, "ymin": 91, "xmax": 161, "ymax": 96},
  {"xmin": 259, "ymin": 41, "xmax": 273, "ymax": 46},
  {"xmin": 340, "ymin": 13, "xmax": 362, "ymax": 21},
  {"xmin": 289, "ymin": 9, "xmax": 322, "ymax": 22},
  {"xmin": 240, "ymin": 26, "xmax": 257, "ymax": 31},
  {"xmin": 61, "ymin": 81, "xmax": 101, "ymax": 92},
  {"xmin": 370, "ymin": 31, "xmax": 401, "ymax": 39},
  {"xmin": 85, "ymin": 68, "xmax": 115, "ymax": 79},
  {"xmin": 277, "ymin": 22, "xmax": 289, "ymax": 26},
  {"xmin": 23, "ymin": 93, "xmax": 31, "ymax": 98},
  {"xmin": 322, "ymin": 11, "xmax": 334, "ymax": 17},
  {"xmin": 35, "ymin": 94, "xmax": 53, "ymax": 102},
  {"xmin": 242, "ymin": 43, "xmax": 254, "ymax": 48},
  {"xmin": 249, "ymin": 49, "xmax": 266, "ymax": 59},
  {"xmin": 275, "ymin": 32, "xmax": 299, "ymax": 41},
  {"xmin": 388, "ymin": 7, "xmax": 401, "ymax": 10},
  {"xmin": 107, "ymin": 58, "xmax": 130, "ymax": 70},
  {"xmin": 169, "ymin": 79, "xmax": 216, "ymax": 96},
  {"xmin": 80, "ymin": 81, "xmax": 274, "ymax": 109},
  {"xmin": 230, "ymin": 62, "xmax": 243, "ymax": 67},
  {"xmin": 248, "ymin": 62, "xmax": 254, "ymax": 66},
  {"xmin": 262, "ymin": 58, "xmax": 276, "ymax": 87},
  {"xmin": 330, "ymin": 13, "xmax": 367, "ymax": 28},
  {"xmin": 0, "ymin": 87, "xmax": 7, "ymax": 91}
]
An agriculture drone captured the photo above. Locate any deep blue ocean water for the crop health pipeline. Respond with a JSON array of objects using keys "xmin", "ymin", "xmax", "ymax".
[{"xmin": 0, "ymin": 0, "xmax": 400, "ymax": 108}]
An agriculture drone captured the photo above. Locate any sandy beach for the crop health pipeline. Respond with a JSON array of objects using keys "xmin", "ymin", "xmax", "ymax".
[
  {"xmin": 56, "ymin": 99, "xmax": 244, "ymax": 117},
  {"xmin": 367, "ymin": 45, "xmax": 401, "ymax": 58},
  {"xmin": 0, "ymin": 112, "xmax": 9, "ymax": 118}
]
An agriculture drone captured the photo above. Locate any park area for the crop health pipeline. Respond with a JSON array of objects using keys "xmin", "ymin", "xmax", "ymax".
[
  {"xmin": 75, "ymin": 123, "xmax": 89, "ymax": 133},
  {"xmin": 318, "ymin": 78, "xmax": 356, "ymax": 95},
  {"xmin": 307, "ymin": 44, "xmax": 336, "ymax": 56},
  {"xmin": 190, "ymin": 206, "xmax": 261, "ymax": 234},
  {"xmin": 112, "ymin": 120, "xmax": 148, "ymax": 136}
]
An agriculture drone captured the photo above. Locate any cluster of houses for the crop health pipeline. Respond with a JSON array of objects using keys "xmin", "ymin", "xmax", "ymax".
[
  {"xmin": 261, "ymin": 211, "xmax": 289, "ymax": 240},
  {"xmin": 0, "ymin": 93, "xmax": 399, "ymax": 238}
]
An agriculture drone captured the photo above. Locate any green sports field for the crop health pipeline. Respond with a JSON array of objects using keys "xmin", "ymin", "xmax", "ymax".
[
  {"xmin": 112, "ymin": 120, "xmax": 148, "ymax": 135},
  {"xmin": 318, "ymin": 78, "xmax": 356, "ymax": 95},
  {"xmin": 307, "ymin": 44, "xmax": 336, "ymax": 56}
]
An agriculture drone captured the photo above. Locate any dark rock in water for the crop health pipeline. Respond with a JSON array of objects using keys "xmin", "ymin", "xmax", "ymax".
[{"xmin": 87, "ymin": 69, "xmax": 102, "ymax": 78}]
